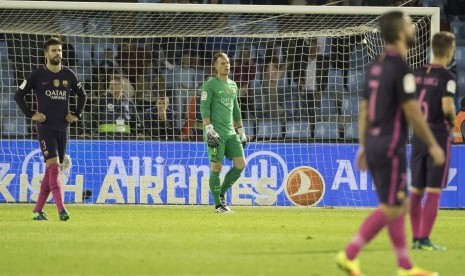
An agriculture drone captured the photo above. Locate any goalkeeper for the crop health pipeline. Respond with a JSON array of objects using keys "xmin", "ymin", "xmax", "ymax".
[{"xmin": 200, "ymin": 52, "xmax": 247, "ymax": 214}]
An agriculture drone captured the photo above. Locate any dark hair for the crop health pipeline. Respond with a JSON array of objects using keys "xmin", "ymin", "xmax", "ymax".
[
  {"xmin": 461, "ymin": 97, "xmax": 465, "ymax": 111},
  {"xmin": 432, "ymin": 32, "xmax": 456, "ymax": 58},
  {"xmin": 379, "ymin": 11, "xmax": 406, "ymax": 44},
  {"xmin": 213, "ymin": 52, "xmax": 228, "ymax": 64},
  {"xmin": 44, "ymin": 37, "xmax": 62, "ymax": 50}
]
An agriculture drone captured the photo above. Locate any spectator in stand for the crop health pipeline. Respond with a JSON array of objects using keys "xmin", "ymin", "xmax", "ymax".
[
  {"xmin": 116, "ymin": 40, "xmax": 152, "ymax": 85},
  {"xmin": 134, "ymin": 60, "xmax": 167, "ymax": 113},
  {"xmin": 86, "ymin": 75, "xmax": 143, "ymax": 139},
  {"xmin": 453, "ymin": 98, "xmax": 465, "ymax": 143},
  {"xmin": 144, "ymin": 94, "xmax": 179, "ymax": 140},
  {"xmin": 173, "ymin": 51, "xmax": 203, "ymax": 128},
  {"xmin": 298, "ymin": 38, "xmax": 322, "ymax": 119},
  {"xmin": 181, "ymin": 93, "xmax": 204, "ymax": 141},
  {"xmin": 93, "ymin": 47, "xmax": 121, "ymax": 92},
  {"xmin": 255, "ymin": 47, "xmax": 291, "ymax": 122},
  {"xmin": 232, "ymin": 48, "xmax": 257, "ymax": 118}
]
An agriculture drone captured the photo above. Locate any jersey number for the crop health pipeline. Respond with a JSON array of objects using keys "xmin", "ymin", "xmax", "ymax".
[{"xmin": 418, "ymin": 88, "xmax": 428, "ymax": 119}]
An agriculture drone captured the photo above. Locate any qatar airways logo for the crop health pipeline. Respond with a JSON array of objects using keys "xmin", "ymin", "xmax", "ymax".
[{"xmin": 45, "ymin": 90, "xmax": 67, "ymax": 100}]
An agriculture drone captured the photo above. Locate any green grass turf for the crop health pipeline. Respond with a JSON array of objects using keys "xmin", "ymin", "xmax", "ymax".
[{"xmin": 0, "ymin": 205, "xmax": 464, "ymax": 276}]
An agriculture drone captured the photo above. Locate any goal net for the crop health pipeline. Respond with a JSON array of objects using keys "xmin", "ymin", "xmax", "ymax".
[{"xmin": 0, "ymin": 2, "xmax": 438, "ymax": 207}]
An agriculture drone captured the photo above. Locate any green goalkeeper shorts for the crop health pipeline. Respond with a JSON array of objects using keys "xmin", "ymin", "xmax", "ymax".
[{"xmin": 207, "ymin": 134, "xmax": 244, "ymax": 162}]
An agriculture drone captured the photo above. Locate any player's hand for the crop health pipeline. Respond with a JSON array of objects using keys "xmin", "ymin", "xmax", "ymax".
[
  {"xmin": 205, "ymin": 124, "xmax": 221, "ymax": 148},
  {"xmin": 237, "ymin": 127, "xmax": 247, "ymax": 148},
  {"xmin": 355, "ymin": 146, "xmax": 368, "ymax": 171},
  {"xmin": 31, "ymin": 112, "xmax": 46, "ymax": 123},
  {"xmin": 66, "ymin": 113, "xmax": 78, "ymax": 123},
  {"xmin": 428, "ymin": 144, "xmax": 445, "ymax": 166}
]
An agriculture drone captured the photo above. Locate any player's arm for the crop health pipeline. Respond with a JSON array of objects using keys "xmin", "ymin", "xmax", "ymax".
[
  {"xmin": 233, "ymin": 89, "xmax": 247, "ymax": 146},
  {"xmin": 442, "ymin": 78, "xmax": 457, "ymax": 128},
  {"xmin": 14, "ymin": 75, "xmax": 36, "ymax": 118},
  {"xmin": 355, "ymin": 99, "xmax": 368, "ymax": 170},
  {"xmin": 200, "ymin": 82, "xmax": 220, "ymax": 147},
  {"xmin": 400, "ymin": 70, "xmax": 444, "ymax": 165},
  {"xmin": 71, "ymin": 78, "xmax": 87, "ymax": 119},
  {"xmin": 358, "ymin": 100, "xmax": 368, "ymax": 148},
  {"xmin": 403, "ymin": 99, "xmax": 444, "ymax": 165},
  {"xmin": 356, "ymin": 68, "xmax": 370, "ymax": 171},
  {"xmin": 443, "ymin": 97, "xmax": 456, "ymax": 128},
  {"xmin": 200, "ymin": 82, "xmax": 213, "ymax": 126},
  {"xmin": 14, "ymin": 73, "xmax": 45, "ymax": 122}
]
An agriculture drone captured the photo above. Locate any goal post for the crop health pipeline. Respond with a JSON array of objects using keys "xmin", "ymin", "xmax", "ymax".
[{"xmin": 0, "ymin": 2, "xmax": 441, "ymax": 207}]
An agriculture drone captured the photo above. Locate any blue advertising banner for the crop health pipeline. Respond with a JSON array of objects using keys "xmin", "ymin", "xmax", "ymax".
[{"xmin": 0, "ymin": 140, "xmax": 463, "ymax": 208}]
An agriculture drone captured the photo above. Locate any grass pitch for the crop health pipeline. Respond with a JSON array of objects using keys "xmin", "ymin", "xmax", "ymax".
[{"xmin": 0, "ymin": 205, "xmax": 464, "ymax": 276}]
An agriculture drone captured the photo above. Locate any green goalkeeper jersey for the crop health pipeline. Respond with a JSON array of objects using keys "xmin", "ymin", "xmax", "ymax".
[{"xmin": 200, "ymin": 76, "xmax": 242, "ymax": 137}]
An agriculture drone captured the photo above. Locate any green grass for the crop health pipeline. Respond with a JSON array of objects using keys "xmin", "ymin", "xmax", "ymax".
[{"xmin": 0, "ymin": 205, "xmax": 464, "ymax": 276}]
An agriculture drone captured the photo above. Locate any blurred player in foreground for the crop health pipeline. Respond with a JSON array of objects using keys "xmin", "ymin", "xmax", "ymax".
[
  {"xmin": 410, "ymin": 31, "xmax": 457, "ymax": 251},
  {"xmin": 336, "ymin": 11, "xmax": 443, "ymax": 276},
  {"xmin": 15, "ymin": 37, "xmax": 87, "ymax": 221},
  {"xmin": 200, "ymin": 52, "xmax": 247, "ymax": 214}
]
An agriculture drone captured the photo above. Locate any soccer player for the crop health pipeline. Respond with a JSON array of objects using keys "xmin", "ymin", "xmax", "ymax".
[
  {"xmin": 200, "ymin": 52, "xmax": 247, "ymax": 213},
  {"xmin": 336, "ymin": 11, "xmax": 444, "ymax": 276},
  {"xmin": 15, "ymin": 37, "xmax": 87, "ymax": 221},
  {"xmin": 410, "ymin": 32, "xmax": 457, "ymax": 251}
]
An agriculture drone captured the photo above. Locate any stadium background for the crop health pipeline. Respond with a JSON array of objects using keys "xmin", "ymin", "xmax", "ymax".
[{"xmin": 0, "ymin": 0, "xmax": 464, "ymax": 208}]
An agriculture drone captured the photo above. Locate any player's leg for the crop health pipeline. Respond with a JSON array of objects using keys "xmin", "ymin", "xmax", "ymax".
[
  {"xmin": 32, "ymin": 126, "xmax": 55, "ymax": 220},
  {"xmin": 382, "ymin": 155, "xmax": 438, "ymax": 275},
  {"xmin": 220, "ymin": 134, "xmax": 246, "ymax": 206},
  {"xmin": 409, "ymin": 187, "xmax": 425, "ymax": 249},
  {"xmin": 207, "ymin": 139, "xmax": 229, "ymax": 213},
  {"xmin": 32, "ymin": 168, "xmax": 51, "ymax": 220},
  {"xmin": 384, "ymin": 201, "xmax": 414, "ymax": 272},
  {"xmin": 33, "ymin": 130, "xmax": 52, "ymax": 219},
  {"xmin": 338, "ymin": 151, "xmax": 391, "ymax": 275},
  {"xmin": 48, "ymin": 129, "xmax": 69, "ymax": 220},
  {"xmin": 417, "ymin": 135, "xmax": 450, "ymax": 251},
  {"xmin": 409, "ymin": 142, "xmax": 427, "ymax": 248},
  {"xmin": 380, "ymin": 154, "xmax": 414, "ymax": 272}
]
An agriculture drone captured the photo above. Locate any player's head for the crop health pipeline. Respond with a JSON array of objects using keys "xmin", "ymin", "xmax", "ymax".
[
  {"xmin": 108, "ymin": 75, "xmax": 124, "ymax": 99},
  {"xmin": 44, "ymin": 37, "xmax": 63, "ymax": 66},
  {"xmin": 380, "ymin": 11, "xmax": 415, "ymax": 49},
  {"xmin": 213, "ymin": 52, "xmax": 230, "ymax": 76},
  {"xmin": 156, "ymin": 95, "xmax": 169, "ymax": 110},
  {"xmin": 432, "ymin": 31, "xmax": 456, "ymax": 65}
]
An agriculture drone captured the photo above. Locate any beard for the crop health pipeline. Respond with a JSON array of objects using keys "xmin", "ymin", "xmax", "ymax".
[{"xmin": 49, "ymin": 57, "xmax": 61, "ymax": 66}]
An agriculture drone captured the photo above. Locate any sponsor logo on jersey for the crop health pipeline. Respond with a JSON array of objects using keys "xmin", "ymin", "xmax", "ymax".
[
  {"xmin": 53, "ymin": 79, "xmax": 60, "ymax": 88},
  {"xmin": 107, "ymin": 103, "xmax": 114, "ymax": 111},
  {"xmin": 62, "ymin": 80, "xmax": 69, "ymax": 88},
  {"xmin": 284, "ymin": 166, "xmax": 325, "ymax": 206},
  {"xmin": 201, "ymin": 91, "xmax": 207, "ymax": 100},
  {"xmin": 45, "ymin": 90, "xmax": 67, "ymax": 100}
]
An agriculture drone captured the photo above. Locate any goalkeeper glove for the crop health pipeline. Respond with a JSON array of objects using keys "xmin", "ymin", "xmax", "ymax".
[
  {"xmin": 237, "ymin": 127, "xmax": 247, "ymax": 148},
  {"xmin": 205, "ymin": 124, "xmax": 221, "ymax": 148}
]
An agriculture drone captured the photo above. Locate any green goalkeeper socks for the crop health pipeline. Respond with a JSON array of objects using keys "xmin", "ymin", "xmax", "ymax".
[
  {"xmin": 220, "ymin": 167, "xmax": 244, "ymax": 196},
  {"xmin": 209, "ymin": 171, "xmax": 222, "ymax": 207}
]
